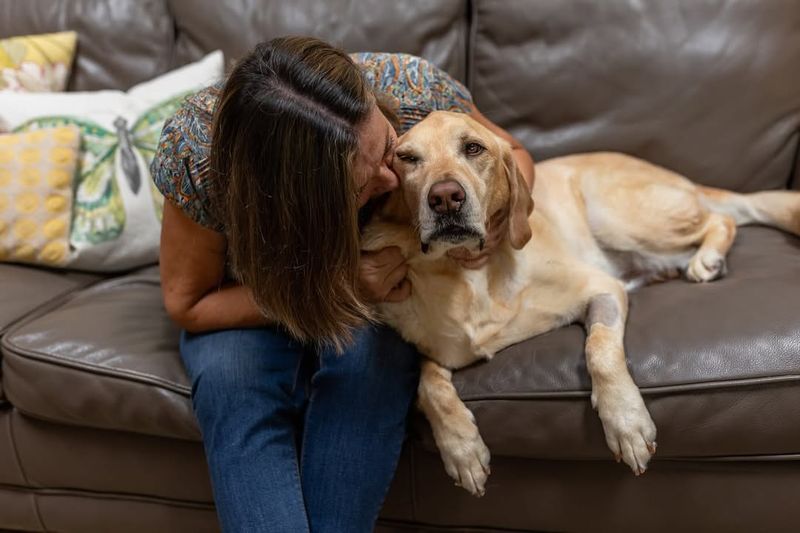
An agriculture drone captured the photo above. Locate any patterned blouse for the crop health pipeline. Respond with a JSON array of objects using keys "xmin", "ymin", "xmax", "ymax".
[{"xmin": 151, "ymin": 52, "xmax": 473, "ymax": 232}]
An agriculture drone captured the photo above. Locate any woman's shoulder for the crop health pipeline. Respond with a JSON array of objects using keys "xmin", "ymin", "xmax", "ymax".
[
  {"xmin": 350, "ymin": 52, "xmax": 457, "ymax": 95},
  {"xmin": 350, "ymin": 52, "xmax": 473, "ymax": 132},
  {"xmin": 185, "ymin": 81, "xmax": 224, "ymax": 117},
  {"xmin": 150, "ymin": 82, "xmax": 225, "ymax": 233}
]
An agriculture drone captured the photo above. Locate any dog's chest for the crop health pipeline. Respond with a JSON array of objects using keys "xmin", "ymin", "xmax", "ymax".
[
  {"xmin": 378, "ymin": 250, "xmax": 577, "ymax": 369},
  {"xmin": 378, "ymin": 265, "xmax": 512, "ymax": 368}
]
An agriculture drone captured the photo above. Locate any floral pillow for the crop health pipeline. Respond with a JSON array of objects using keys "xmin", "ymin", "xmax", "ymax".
[{"xmin": 0, "ymin": 31, "xmax": 78, "ymax": 93}]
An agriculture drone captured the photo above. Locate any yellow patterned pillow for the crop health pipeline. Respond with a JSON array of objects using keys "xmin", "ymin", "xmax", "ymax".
[
  {"xmin": 0, "ymin": 31, "xmax": 78, "ymax": 92},
  {"xmin": 0, "ymin": 126, "xmax": 79, "ymax": 267}
]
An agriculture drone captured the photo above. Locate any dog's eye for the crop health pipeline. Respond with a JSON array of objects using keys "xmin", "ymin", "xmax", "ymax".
[
  {"xmin": 397, "ymin": 152, "xmax": 419, "ymax": 164},
  {"xmin": 465, "ymin": 142, "xmax": 485, "ymax": 157}
]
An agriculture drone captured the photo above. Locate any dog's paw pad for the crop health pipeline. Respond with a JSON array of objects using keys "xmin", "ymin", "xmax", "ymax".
[
  {"xmin": 598, "ymin": 393, "xmax": 657, "ymax": 476},
  {"xmin": 440, "ymin": 433, "xmax": 491, "ymax": 497}
]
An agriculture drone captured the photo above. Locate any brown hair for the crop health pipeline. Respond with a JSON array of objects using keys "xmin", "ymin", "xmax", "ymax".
[{"xmin": 209, "ymin": 36, "xmax": 376, "ymax": 351}]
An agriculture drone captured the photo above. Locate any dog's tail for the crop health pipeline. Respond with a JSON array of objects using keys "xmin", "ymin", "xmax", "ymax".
[{"xmin": 699, "ymin": 186, "xmax": 800, "ymax": 237}]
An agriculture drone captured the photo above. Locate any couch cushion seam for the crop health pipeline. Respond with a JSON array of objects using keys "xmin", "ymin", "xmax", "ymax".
[
  {"xmin": 0, "ymin": 482, "xmax": 214, "ymax": 509},
  {"xmin": 5, "ymin": 412, "xmax": 47, "ymax": 530},
  {"xmin": 9, "ymin": 407, "xmax": 199, "ymax": 442},
  {"xmin": 457, "ymin": 373, "xmax": 800, "ymax": 401}
]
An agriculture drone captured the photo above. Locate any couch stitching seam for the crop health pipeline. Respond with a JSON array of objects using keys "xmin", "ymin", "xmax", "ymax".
[
  {"xmin": 1, "ymin": 346, "xmax": 190, "ymax": 395},
  {"xmin": 0, "ymin": 482, "xmax": 215, "ymax": 509},
  {"xmin": 788, "ymin": 128, "xmax": 800, "ymax": 189},
  {"xmin": 6, "ymin": 412, "xmax": 47, "ymax": 530},
  {"xmin": 456, "ymin": 373, "xmax": 800, "ymax": 401},
  {"xmin": 465, "ymin": 0, "xmax": 476, "ymax": 91}
]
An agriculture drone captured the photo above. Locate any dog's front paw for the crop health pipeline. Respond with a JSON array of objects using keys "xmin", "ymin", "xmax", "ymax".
[
  {"xmin": 686, "ymin": 249, "xmax": 726, "ymax": 282},
  {"xmin": 434, "ymin": 409, "xmax": 491, "ymax": 497},
  {"xmin": 596, "ymin": 387, "xmax": 657, "ymax": 475},
  {"xmin": 440, "ymin": 431, "xmax": 491, "ymax": 497}
]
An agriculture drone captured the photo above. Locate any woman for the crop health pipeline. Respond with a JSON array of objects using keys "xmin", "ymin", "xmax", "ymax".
[{"xmin": 152, "ymin": 36, "xmax": 534, "ymax": 532}]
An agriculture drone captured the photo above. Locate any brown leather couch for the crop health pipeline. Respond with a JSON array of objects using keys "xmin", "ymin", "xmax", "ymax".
[{"xmin": 2, "ymin": 1, "xmax": 800, "ymax": 531}]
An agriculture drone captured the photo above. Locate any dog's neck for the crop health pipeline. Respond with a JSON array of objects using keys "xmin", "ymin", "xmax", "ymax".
[
  {"xmin": 360, "ymin": 189, "xmax": 419, "ymax": 257},
  {"xmin": 375, "ymin": 189, "xmax": 413, "ymax": 226}
]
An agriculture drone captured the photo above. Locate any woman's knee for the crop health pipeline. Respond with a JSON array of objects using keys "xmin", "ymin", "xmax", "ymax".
[{"xmin": 180, "ymin": 327, "xmax": 305, "ymax": 411}]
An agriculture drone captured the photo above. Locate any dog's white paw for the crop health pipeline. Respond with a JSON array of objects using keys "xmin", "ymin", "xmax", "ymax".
[
  {"xmin": 596, "ymin": 387, "xmax": 657, "ymax": 475},
  {"xmin": 686, "ymin": 250, "xmax": 726, "ymax": 282},
  {"xmin": 440, "ymin": 431, "xmax": 491, "ymax": 497},
  {"xmin": 434, "ymin": 409, "xmax": 491, "ymax": 497}
]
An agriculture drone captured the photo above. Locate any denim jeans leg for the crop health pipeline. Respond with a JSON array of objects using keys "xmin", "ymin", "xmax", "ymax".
[
  {"xmin": 300, "ymin": 325, "xmax": 421, "ymax": 533},
  {"xmin": 180, "ymin": 327, "xmax": 312, "ymax": 533}
]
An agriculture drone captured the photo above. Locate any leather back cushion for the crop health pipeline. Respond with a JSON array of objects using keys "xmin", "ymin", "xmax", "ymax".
[
  {"xmin": 471, "ymin": 0, "xmax": 800, "ymax": 191},
  {"xmin": 168, "ymin": 0, "xmax": 470, "ymax": 83},
  {"xmin": 0, "ymin": 0, "xmax": 174, "ymax": 91},
  {"xmin": 0, "ymin": 0, "xmax": 469, "ymax": 89},
  {"xmin": 3, "ymin": 0, "xmax": 798, "ymax": 192}
]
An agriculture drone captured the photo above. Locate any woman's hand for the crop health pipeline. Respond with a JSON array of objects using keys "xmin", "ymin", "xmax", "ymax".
[
  {"xmin": 447, "ymin": 208, "xmax": 509, "ymax": 269},
  {"xmin": 359, "ymin": 246, "xmax": 412, "ymax": 303}
]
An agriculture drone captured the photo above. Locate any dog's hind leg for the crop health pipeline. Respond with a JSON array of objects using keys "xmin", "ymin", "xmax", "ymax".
[
  {"xmin": 583, "ymin": 277, "xmax": 657, "ymax": 475},
  {"xmin": 685, "ymin": 212, "xmax": 737, "ymax": 282},
  {"xmin": 417, "ymin": 358, "xmax": 490, "ymax": 497}
]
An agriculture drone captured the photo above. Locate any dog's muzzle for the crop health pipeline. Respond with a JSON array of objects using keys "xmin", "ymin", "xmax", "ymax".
[{"xmin": 420, "ymin": 179, "xmax": 485, "ymax": 253}]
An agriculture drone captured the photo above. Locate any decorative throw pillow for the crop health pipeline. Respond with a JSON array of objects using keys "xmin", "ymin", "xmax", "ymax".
[
  {"xmin": 0, "ymin": 126, "xmax": 80, "ymax": 267},
  {"xmin": 0, "ymin": 50, "xmax": 224, "ymax": 272},
  {"xmin": 0, "ymin": 31, "xmax": 78, "ymax": 92}
]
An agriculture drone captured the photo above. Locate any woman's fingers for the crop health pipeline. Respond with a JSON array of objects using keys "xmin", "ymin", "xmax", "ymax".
[
  {"xmin": 365, "ymin": 246, "xmax": 405, "ymax": 269},
  {"xmin": 384, "ymin": 278, "xmax": 412, "ymax": 302},
  {"xmin": 383, "ymin": 261, "xmax": 409, "ymax": 291},
  {"xmin": 358, "ymin": 246, "xmax": 411, "ymax": 302}
]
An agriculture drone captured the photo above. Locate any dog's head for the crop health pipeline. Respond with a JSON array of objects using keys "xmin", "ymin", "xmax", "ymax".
[{"xmin": 393, "ymin": 111, "xmax": 533, "ymax": 256}]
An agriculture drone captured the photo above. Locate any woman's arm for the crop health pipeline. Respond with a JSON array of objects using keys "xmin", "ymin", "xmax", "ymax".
[
  {"xmin": 160, "ymin": 200, "xmax": 409, "ymax": 333},
  {"xmin": 159, "ymin": 201, "xmax": 271, "ymax": 332}
]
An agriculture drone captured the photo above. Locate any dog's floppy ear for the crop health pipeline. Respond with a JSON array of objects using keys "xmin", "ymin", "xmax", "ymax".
[{"xmin": 501, "ymin": 145, "xmax": 534, "ymax": 250}]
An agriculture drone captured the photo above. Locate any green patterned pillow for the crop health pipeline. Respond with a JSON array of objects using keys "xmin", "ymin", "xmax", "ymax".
[{"xmin": 0, "ymin": 51, "xmax": 223, "ymax": 271}]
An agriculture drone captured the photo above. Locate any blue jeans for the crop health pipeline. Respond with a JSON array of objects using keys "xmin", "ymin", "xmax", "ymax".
[{"xmin": 180, "ymin": 325, "xmax": 420, "ymax": 533}]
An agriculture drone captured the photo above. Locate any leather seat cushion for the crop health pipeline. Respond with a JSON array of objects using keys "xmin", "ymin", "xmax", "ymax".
[
  {"xmin": 0, "ymin": 265, "xmax": 100, "ymax": 336},
  {"xmin": 1, "ymin": 266, "xmax": 197, "ymax": 440},
  {"xmin": 0, "ymin": 264, "xmax": 99, "ymax": 403},
  {"xmin": 3, "ymin": 229, "xmax": 799, "ymax": 460}
]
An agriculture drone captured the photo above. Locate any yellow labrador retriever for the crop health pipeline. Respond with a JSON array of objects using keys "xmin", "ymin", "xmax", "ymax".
[{"xmin": 362, "ymin": 111, "xmax": 800, "ymax": 497}]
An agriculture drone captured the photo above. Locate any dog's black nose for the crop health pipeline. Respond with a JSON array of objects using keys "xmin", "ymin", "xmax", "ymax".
[{"xmin": 428, "ymin": 179, "xmax": 466, "ymax": 215}]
